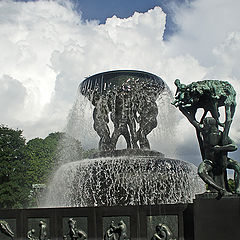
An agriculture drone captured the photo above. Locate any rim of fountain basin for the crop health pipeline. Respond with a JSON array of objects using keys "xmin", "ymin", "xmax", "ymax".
[
  {"xmin": 79, "ymin": 69, "xmax": 166, "ymax": 95},
  {"xmin": 88, "ymin": 149, "xmax": 164, "ymax": 159}
]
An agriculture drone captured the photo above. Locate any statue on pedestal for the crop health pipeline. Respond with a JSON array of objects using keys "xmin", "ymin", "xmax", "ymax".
[{"xmin": 173, "ymin": 79, "xmax": 240, "ymax": 197}]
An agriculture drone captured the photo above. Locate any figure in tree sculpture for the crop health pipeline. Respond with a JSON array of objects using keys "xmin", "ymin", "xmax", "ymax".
[{"xmin": 173, "ymin": 79, "xmax": 240, "ymax": 197}]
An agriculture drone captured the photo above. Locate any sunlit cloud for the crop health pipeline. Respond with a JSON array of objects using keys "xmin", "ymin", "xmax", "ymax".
[{"xmin": 1, "ymin": 0, "xmax": 240, "ymax": 164}]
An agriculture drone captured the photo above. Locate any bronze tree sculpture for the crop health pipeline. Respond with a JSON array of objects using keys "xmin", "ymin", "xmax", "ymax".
[{"xmin": 173, "ymin": 79, "xmax": 240, "ymax": 197}]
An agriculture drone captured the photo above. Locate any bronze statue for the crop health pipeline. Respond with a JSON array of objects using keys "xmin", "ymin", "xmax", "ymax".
[
  {"xmin": 80, "ymin": 70, "xmax": 166, "ymax": 152},
  {"xmin": 39, "ymin": 221, "xmax": 47, "ymax": 240},
  {"xmin": 104, "ymin": 221, "xmax": 117, "ymax": 240},
  {"xmin": 27, "ymin": 229, "xmax": 37, "ymax": 240},
  {"xmin": 151, "ymin": 223, "xmax": 175, "ymax": 240},
  {"xmin": 0, "ymin": 220, "xmax": 14, "ymax": 239},
  {"xmin": 65, "ymin": 218, "xmax": 87, "ymax": 240},
  {"xmin": 104, "ymin": 220, "xmax": 128, "ymax": 240},
  {"xmin": 137, "ymin": 93, "xmax": 158, "ymax": 149},
  {"xmin": 26, "ymin": 220, "xmax": 49, "ymax": 240},
  {"xmin": 110, "ymin": 93, "xmax": 132, "ymax": 149},
  {"xmin": 173, "ymin": 79, "xmax": 236, "ymax": 145},
  {"xmin": 93, "ymin": 97, "xmax": 111, "ymax": 151},
  {"xmin": 173, "ymin": 79, "xmax": 240, "ymax": 197}
]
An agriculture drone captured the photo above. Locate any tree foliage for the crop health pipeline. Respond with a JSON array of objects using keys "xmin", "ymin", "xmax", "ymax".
[
  {"xmin": 0, "ymin": 125, "xmax": 29, "ymax": 208},
  {"xmin": 0, "ymin": 125, "xmax": 95, "ymax": 208},
  {"xmin": 26, "ymin": 132, "xmax": 64, "ymax": 184}
]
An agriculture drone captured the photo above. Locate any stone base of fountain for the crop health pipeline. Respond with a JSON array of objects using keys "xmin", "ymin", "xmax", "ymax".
[
  {"xmin": 45, "ymin": 150, "xmax": 205, "ymax": 208},
  {"xmin": 90, "ymin": 149, "xmax": 164, "ymax": 158}
]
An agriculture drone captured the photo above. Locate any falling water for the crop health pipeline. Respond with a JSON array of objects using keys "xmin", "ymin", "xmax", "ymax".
[
  {"xmin": 43, "ymin": 70, "xmax": 205, "ymax": 207},
  {"xmin": 65, "ymin": 87, "xmax": 177, "ymax": 156},
  {"xmin": 44, "ymin": 155, "xmax": 204, "ymax": 207}
]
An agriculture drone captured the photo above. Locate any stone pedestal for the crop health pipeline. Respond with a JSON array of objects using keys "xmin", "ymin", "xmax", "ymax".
[{"xmin": 194, "ymin": 195, "xmax": 240, "ymax": 240}]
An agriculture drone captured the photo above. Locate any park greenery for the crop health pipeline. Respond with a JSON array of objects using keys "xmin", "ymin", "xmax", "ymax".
[{"xmin": 0, "ymin": 124, "xmax": 95, "ymax": 209}]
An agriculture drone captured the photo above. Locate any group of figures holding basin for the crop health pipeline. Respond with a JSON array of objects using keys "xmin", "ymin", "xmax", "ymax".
[{"xmin": 80, "ymin": 74, "xmax": 165, "ymax": 151}]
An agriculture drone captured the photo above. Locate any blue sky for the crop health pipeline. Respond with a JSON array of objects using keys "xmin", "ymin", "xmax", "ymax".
[
  {"xmin": 15, "ymin": 0, "xmax": 189, "ymax": 39},
  {"xmin": 70, "ymin": 0, "xmax": 186, "ymax": 38},
  {"xmin": 1, "ymin": 0, "xmax": 240, "ymax": 165}
]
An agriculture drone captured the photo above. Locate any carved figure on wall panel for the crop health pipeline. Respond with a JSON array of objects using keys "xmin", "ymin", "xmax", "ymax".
[
  {"xmin": 27, "ymin": 229, "xmax": 37, "ymax": 240},
  {"xmin": 27, "ymin": 220, "xmax": 49, "ymax": 240},
  {"xmin": 104, "ymin": 220, "xmax": 128, "ymax": 240},
  {"xmin": 104, "ymin": 220, "xmax": 117, "ymax": 240},
  {"xmin": 63, "ymin": 218, "xmax": 87, "ymax": 240},
  {"xmin": 0, "ymin": 220, "xmax": 14, "ymax": 239},
  {"xmin": 151, "ymin": 223, "xmax": 176, "ymax": 240}
]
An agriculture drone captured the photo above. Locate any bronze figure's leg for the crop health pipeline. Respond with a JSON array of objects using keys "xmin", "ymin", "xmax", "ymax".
[{"xmin": 198, "ymin": 160, "xmax": 226, "ymax": 194}]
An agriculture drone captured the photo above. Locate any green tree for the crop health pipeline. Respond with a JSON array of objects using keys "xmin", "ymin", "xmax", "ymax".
[
  {"xmin": 26, "ymin": 132, "xmax": 87, "ymax": 207},
  {"xmin": 0, "ymin": 125, "xmax": 29, "ymax": 208},
  {"xmin": 0, "ymin": 126, "xmax": 93, "ymax": 208},
  {"xmin": 26, "ymin": 132, "xmax": 64, "ymax": 185},
  {"xmin": 228, "ymin": 178, "xmax": 235, "ymax": 193},
  {"xmin": 26, "ymin": 132, "xmax": 86, "ymax": 185}
]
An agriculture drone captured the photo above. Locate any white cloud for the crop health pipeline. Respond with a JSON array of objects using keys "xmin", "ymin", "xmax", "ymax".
[
  {"xmin": 169, "ymin": 0, "xmax": 240, "ymax": 66},
  {"xmin": 1, "ymin": 0, "xmax": 240, "ymax": 164},
  {"xmin": 0, "ymin": 75, "xmax": 26, "ymax": 123}
]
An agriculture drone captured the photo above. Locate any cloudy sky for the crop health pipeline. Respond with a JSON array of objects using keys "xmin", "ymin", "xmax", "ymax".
[{"xmin": 1, "ymin": 0, "xmax": 240, "ymax": 165}]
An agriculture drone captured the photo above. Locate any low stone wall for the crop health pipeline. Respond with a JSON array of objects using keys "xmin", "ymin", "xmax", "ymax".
[{"xmin": 0, "ymin": 203, "xmax": 192, "ymax": 240}]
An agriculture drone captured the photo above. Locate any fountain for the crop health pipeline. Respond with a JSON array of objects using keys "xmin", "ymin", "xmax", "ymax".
[
  {"xmin": 45, "ymin": 70, "xmax": 204, "ymax": 207},
  {"xmin": 1, "ymin": 72, "xmax": 239, "ymax": 240}
]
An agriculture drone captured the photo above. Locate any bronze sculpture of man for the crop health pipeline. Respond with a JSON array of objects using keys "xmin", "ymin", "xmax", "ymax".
[{"xmin": 174, "ymin": 79, "xmax": 240, "ymax": 197}]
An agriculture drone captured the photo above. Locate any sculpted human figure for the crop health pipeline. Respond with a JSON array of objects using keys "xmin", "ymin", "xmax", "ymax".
[
  {"xmin": 93, "ymin": 96, "xmax": 111, "ymax": 151},
  {"xmin": 66, "ymin": 218, "xmax": 87, "ymax": 240},
  {"xmin": 0, "ymin": 220, "xmax": 15, "ymax": 239},
  {"xmin": 39, "ymin": 221, "xmax": 47, "ymax": 240},
  {"xmin": 151, "ymin": 223, "xmax": 175, "ymax": 240},
  {"xmin": 114, "ymin": 220, "xmax": 128, "ymax": 240},
  {"xmin": 104, "ymin": 221, "xmax": 117, "ymax": 240},
  {"xmin": 137, "ymin": 93, "xmax": 158, "ymax": 149},
  {"xmin": 27, "ymin": 229, "xmax": 37, "ymax": 240},
  {"xmin": 180, "ymin": 110, "xmax": 240, "ymax": 196},
  {"xmin": 172, "ymin": 79, "xmax": 187, "ymax": 107},
  {"xmin": 110, "ymin": 92, "xmax": 132, "ymax": 150},
  {"xmin": 104, "ymin": 220, "xmax": 128, "ymax": 240}
]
